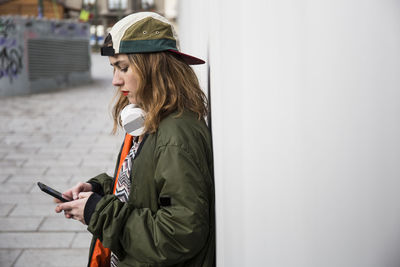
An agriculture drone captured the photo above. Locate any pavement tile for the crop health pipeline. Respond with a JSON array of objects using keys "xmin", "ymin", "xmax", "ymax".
[
  {"xmin": 1, "ymin": 138, "xmax": 22, "ymax": 146},
  {"xmin": 0, "ymin": 217, "xmax": 43, "ymax": 231},
  {"xmin": 69, "ymin": 176, "xmax": 93, "ymax": 185},
  {"xmin": 80, "ymin": 159, "xmax": 115, "ymax": 170},
  {"xmin": 0, "ymin": 54, "xmax": 113, "ymax": 263},
  {"xmin": 39, "ymin": 218, "xmax": 87, "ymax": 232},
  {"xmin": 23, "ymin": 158, "xmax": 82, "ymax": 168},
  {"xmin": 63, "ymin": 121, "xmax": 87, "ymax": 130},
  {"xmin": 14, "ymin": 166, "xmax": 48, "ymax": 176},
  {"xmin": 59, "ymin": 151, "xmax": 115, "ymax": 162},
  {"xmin": 66, "ymin": 135, "xmax": 99, "ymax": 143},
  {"xmin": 0, "ymin": 204, "xmax": 16, "ymax": 216},
  {"xmin": 0, "ymin": 159, "xmax": 25, "ymax": 168},
  {"xmin": 89, "ymin": 145, "xmax": 123, "ymax": 153},
  {"xmin": 6, "ymin": 150, "xmax": 60, "ymax": 160},
  {"xmin": 0, "ymin": 151, "xmax": 7, "ymax": 160},
  {"xmin": 0, "ymin": 192, "xmax": 61, "ymax": 204},
  {"xmin": 9, "ymin": 204, "xmax": 60, "ymax": 217},
  {"xmin": 3, "ymin": 152, "xmax": 40, "ymax": 161},
  {"xmin": 0, "ymin": 249, "xmax": 22, "ymax": 267},
  {"xmin": 37, "ymin": 147, "xmax": 88, "ymax": 154},
  {"xmin": 4, "ymin": 135, "xmax": 51, "ymax": 145},
  {"xmin": 6, "ymin": 174, "xmax": 71, "ymax": 184},
  {"xmin": 0, "ymin": 174, "xmax": 10, "ymax": 183},
  {"xmin": 17, "ymin": 143, "xmax": 46, "ymax": 151},
  {"xmin": 0, "ymin": 146, "xmax": 39, "ymax": 155},
  {"xmin": 0, "ymin": 233, "xmax": 75, "ymax": 248},
  {"xmin": 71, "ymin": 232, "xmax": 92, "ymax": 248},
  {"xmin": 0, "ymin": 167, "xmax": 18, "ymax": 177},
  {"xmin": 49, "ymin": 135, "xmax": 77, "ymax": 144},
  {"xmin": 49, "ymin": 167, "xmax": 107, "ymax": 179},
  {"xmin": 14, "ymin": 248, "xmax": 89, "ymax": 267},
  {"xmin": 66, "ymin": 142, "xmax": 99, "ymax": 151},
  {"xmin": 0, "ymin": 183, "xmax": 34, "ymax": 193},
  {"xmin": 81, "ymin": 128, "xmax": 114, "ymax": 135},
  {"xmin": 96, "ymin": 135, "xmax": 122, "ymax": 143},
  {"xmin": 26, "ymin": 134, "xmax": 54, "ymax": 142},
  {"xmin": 0, "ymin": 126, "xmax": 13, "ymax": 134}
]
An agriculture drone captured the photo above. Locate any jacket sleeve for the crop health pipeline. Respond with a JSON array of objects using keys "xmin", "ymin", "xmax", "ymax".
[
  {"xmin": 86, "ymin": 144, "xmax": 211, "ymax": 265},
  {"xmin": 87, "ymin": 173, "xmax": 114, "ymax": 195}
]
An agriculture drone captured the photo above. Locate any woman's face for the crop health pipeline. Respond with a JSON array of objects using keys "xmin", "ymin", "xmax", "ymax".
[{"xmin": 109, "ymin": 54, "xmax": 140, "ymax": 104}]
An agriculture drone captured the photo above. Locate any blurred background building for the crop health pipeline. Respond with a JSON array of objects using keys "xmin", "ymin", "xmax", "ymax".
[
  {"xmin": 0, "ymin": 0, "xmax": 65, "ymax": 18},
  {"xmin": 0, "ymin": 0, "xmax": 177, "ymax": 48},
  {"xmin": 0, "ymin": 0, "xmax": 177, "ymax": 97}
]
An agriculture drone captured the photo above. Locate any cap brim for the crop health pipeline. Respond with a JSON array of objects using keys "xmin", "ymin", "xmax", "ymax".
[{"xmin": 168, "ymin": 49, "xmax": 205, "ymax": 65}]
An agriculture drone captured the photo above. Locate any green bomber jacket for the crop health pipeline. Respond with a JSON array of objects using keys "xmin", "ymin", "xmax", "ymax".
[{"xmin": 85, "ymin": 111, "xmax": 215, "ymax": 267}]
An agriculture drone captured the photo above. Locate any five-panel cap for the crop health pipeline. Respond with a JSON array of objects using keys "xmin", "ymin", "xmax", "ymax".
[{"xmin": 101, "ymin": 12, "xmax": 205, "ymax": 65}]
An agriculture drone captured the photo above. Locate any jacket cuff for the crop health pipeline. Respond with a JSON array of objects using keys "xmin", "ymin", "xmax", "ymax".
[
  {"xmin": 84, "ymin": 193, "xmax": 102, "ymax": 225},
  {"xmin": 88, "ymin": 181, "xmax": 104, "ymax": 196}
]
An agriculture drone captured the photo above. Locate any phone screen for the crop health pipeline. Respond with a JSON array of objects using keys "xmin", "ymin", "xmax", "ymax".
[{"xmin": 37, "ymin": 182, "xmax": 70, "ymax": 202}]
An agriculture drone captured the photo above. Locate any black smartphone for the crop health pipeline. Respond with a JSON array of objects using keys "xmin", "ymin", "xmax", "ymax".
[{"xmin": 37, "ymin": 182, "xmax": 70, "ymax": 202}]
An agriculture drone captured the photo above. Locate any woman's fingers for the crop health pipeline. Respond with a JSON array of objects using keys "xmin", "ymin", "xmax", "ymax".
[
  {"xmin": 61, "ymin": 189, "xmax": 74, "ymax": 201},
  {"xmin": 55, "ymin": 201, "xmax": 73, "ymax": 213},
  {"xmin": 71, "ymin": 182, "xmax": 93, "ymax": 200},
  {"xmin": 71, "ymin": 183, "xmax": 84, "ymax": 200},
  {"xmin": 60, "ymin": 182, "xmax": 92, "ymax": 201},
  {"xmin": 55, "ymin": 198, "xmax": 88, "ymax": 224},
  {"xmin": 64, "ymin": 210, "xmax": 72, "ymax": 219},
  {"xmin": 78, "ymin": 191, "xmax": 93, "ymax": 199}
]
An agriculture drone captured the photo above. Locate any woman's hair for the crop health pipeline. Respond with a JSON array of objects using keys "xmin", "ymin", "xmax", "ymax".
[{"xmin": 106, "ymin": 34, "xmax": 208, "ymax": 134}]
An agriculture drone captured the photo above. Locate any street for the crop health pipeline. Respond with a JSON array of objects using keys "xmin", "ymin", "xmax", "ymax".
[{"xmin": 0, "ymin": 53, "xmax": 123, "ymax": 266}]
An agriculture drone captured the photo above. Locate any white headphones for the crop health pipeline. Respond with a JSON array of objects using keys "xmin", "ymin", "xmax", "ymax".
[{"xmin": 120, "ymin": 104, "xmax": 146, "ymax": 136}]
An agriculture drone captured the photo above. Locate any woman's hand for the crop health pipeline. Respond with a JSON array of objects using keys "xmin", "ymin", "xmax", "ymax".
[
  {"xmin": 55, "ymin": 192, "xmax": 94, "ymax": 224},
  {"xmin": 54, "ymin": 182, "xmax": 93, "ymax": 203}
]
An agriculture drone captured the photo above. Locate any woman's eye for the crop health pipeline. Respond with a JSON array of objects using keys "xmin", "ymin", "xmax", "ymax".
[{"xmin": 121, "ymin": 67, "xmax": 128, "ymax": 73}]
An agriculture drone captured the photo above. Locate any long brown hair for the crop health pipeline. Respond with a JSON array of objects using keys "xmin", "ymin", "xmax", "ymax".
[{"xmin": 111, "ymin": 51, "xmax": 208, "ymax": 134}]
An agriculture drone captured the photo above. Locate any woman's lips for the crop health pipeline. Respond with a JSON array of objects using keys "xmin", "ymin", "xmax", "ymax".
[{"xmin": 122, "ymin": 91, "xmax": 129, "ymax": 96}]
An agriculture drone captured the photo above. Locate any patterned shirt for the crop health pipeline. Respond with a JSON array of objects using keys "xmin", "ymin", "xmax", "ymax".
[{"xmin": 111, "ymin": 138, "xmax": 140, "ymax": 267}]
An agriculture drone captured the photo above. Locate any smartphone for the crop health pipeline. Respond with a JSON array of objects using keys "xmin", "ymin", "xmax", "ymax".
[{"xmin": 37, "ymin": 182, "xmax": 70, "ymax": 202}]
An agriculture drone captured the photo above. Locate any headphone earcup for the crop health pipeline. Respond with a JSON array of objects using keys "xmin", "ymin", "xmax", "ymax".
[{"xmin": 120, "ymin": 104, "xmax": 146, "ymax": 136}]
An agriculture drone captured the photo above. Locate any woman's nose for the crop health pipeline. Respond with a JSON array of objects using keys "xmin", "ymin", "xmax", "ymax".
[{"xmin": 112, "ymin": 72, "xmax": 123, "ymax": 86}]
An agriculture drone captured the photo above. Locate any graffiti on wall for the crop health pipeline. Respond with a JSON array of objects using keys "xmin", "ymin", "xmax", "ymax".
[
  {"xmin": 0, "ymin": 18, "xmax": 16, "ymax": 37},
  {"xmin": 0, "ymin": 18, "xmax": 23, "ymax": 83},
  {"xmin": 50, "ymin": 21, "xmax": 89, "ymax": 38}
]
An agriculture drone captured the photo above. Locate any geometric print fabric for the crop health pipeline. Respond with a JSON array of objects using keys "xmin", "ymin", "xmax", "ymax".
[{"xmin": 111, "ymin": 139, "xmax": 140, "ymax": 267}]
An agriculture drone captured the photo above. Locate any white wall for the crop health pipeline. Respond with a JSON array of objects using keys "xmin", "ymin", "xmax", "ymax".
[
  {"xmin": 177, "ymin": 1, "xmax": 209, "ymax": 93},
  {"xmin": 179, "ymin": 1, "xmax": 400, "ymax": 266}
]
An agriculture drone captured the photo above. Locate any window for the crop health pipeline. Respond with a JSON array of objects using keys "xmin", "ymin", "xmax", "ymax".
[
  {"xmin": 83, "ymin": 0, "xmax": 96, "ymax": 4},
  {"xmin": 108, "ymin": 0, "xmax": 128, "ymax": 10}
]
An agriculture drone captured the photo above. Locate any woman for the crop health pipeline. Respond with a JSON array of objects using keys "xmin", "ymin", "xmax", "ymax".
[{"xmin": 55, "ymin": 12, "xmax": 215, "ymax": 267}]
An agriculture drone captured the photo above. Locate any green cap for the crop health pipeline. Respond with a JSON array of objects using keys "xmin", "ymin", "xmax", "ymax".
[{"xmin": 101, "ymin": 12, "xmax": 205, "ymax": 65}]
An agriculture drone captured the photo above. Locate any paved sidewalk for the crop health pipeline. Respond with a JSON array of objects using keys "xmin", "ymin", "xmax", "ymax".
[{"xmin": 0, "ymin": 53, "xmax": 123, "ymax": 266}]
